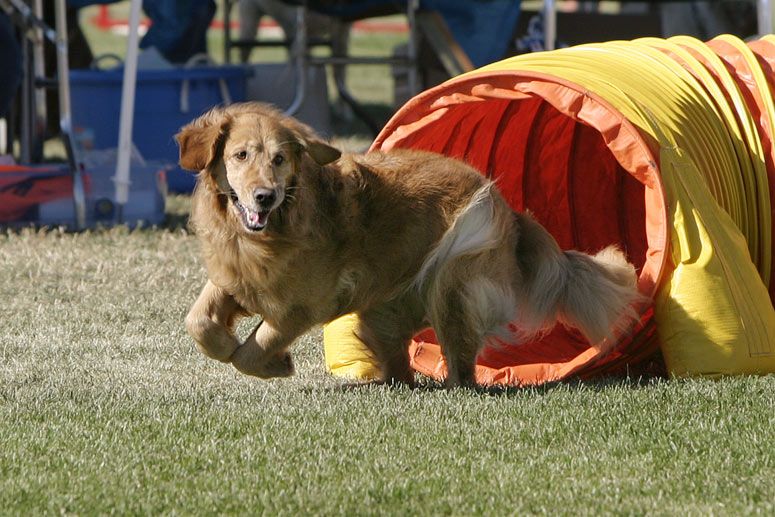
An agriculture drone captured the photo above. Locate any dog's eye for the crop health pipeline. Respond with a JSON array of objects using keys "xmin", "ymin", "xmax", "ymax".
[
  {"xmin": 235, "ymin": 150, "xmax": 248, "ymax": 161},
  {"xmin": 272, "ymin": 154, "xmax": 284, "ymax": 166}
]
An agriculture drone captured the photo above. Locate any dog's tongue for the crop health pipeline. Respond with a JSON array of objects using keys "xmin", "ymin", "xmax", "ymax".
[{"xmin": 248, "ymin": 210, "xmax": 269, "ymax": 227}]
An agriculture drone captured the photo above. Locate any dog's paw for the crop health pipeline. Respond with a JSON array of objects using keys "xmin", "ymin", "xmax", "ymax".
[
  {"xmin": 259, "ymin": 351, "xmax": 295, "ymax": 378},
  {"xmin": 230, "ymin": 345, "xmax": 295, "ymax": 379},
  {"xmin": 195, "ymin": 340, "xmax": 240, "ymax": 363}
]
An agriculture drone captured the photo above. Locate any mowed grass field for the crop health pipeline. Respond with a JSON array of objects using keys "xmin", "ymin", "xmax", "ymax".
[
  {"xmin": 2, "ymin": 221, "xmax": 774, "ymax": 514},
  {"xmin": 2, "ymin": 8, "xmax": 775, "ymax": 515}
]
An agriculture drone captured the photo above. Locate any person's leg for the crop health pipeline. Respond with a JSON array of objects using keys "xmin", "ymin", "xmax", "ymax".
[
  {"xmin": 238, "ymin": 0, "xmax": 265, "ymax": 62},
  {"xmin": 182, "ymin": 0, "xmax": 217, "ymax": 59},
  {"xmin": 140, "ymin": 0, "xmax": 188, "ymax": 62}
]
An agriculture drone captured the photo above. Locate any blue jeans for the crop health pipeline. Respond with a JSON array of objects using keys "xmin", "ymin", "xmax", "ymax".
[
  {"xmin": 67, "ymin": 0, "xmax": 216, "ymax": 63},
  {"xmin": 422, "ymin": 0, "xmax": 522, "ymax": 68},
  {"xmin": 141, "ymin": 0, "xmax": 216, "ymax": 63}
]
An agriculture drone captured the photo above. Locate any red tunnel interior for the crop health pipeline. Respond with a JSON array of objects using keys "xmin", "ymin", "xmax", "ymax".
[{"xmin": 372, "ymin": 79, "xmax": 666, "ymax": 385}]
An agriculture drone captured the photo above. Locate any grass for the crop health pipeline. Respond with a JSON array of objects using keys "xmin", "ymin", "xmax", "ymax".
[
  {"xmin": 1, "ymin": 207, "xmax": 774, "ymax": 515},
  {"xmin": 1, "ymin": 227, "xmax": 773, "ymax": 514},
  {"xmin": 3, "ymin": 8, "xmax": 775, "ymax": 516}
]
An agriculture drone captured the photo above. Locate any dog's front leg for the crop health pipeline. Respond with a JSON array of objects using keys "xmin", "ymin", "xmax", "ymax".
[
  {"xmin": 185, "ymin": 280, "xmax": 247, "ymax": 362},
  {"xmin": 229, "ymin": 314, "xmax": 308, "ymax": 378}
]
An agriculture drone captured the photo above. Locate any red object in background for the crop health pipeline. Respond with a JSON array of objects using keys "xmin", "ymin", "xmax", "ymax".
[
  {"xmin": 93, "ymin": 6, "xmax": 111, "ymax": 29},
  {"xmin": 88, "ymin": 5, "xmax": 406, "ymax": 33},
  {"xmin": 0, "ymin": 165, "xmax": 86, "ymax": 223},
  {"xmin": 91, "ymin": 5, "xmax": 150, "ymax": 29}
]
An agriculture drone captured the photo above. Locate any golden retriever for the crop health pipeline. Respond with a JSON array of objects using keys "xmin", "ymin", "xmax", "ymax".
[{"xmin": 176, "ymin": 102, "xmax": 640, "ymax": 387}]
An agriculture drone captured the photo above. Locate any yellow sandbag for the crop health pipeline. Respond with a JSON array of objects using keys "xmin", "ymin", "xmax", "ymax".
[{"xmin": 323, "ymin": 314, "xmax": 380, "ymax": 380}]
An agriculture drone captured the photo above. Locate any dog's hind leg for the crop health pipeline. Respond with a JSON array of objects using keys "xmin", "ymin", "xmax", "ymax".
[
  {"xmin": 430, "ymin": 275, "xmax": 516, "ymax": 388},
  {"xmin": 356, "ymin": 301, "xmax": 424, "ymax": 386},
  {"xmin": 430, "ymin": 290, "xmax": 481, "ymax": 388},
  {"xmin": 413, "ymin": 182, "xmax": 519, "ymax": 388}
]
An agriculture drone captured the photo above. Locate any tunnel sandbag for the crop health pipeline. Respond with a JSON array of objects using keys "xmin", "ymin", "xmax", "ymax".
[{"xmin": 323, "ymin": 313, "xmax": 381, "ymax": 380}]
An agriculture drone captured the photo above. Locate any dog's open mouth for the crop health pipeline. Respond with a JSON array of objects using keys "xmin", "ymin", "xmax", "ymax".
[{"xmin": 230, "ymin": 192, "xmax": 270, "ymax": 232}]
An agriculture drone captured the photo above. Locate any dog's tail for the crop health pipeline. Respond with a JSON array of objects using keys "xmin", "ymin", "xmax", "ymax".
[
  {"xmin": 513, "ymin": 212, "xmax": 642, "ymax": 350},
  {"xmin": 413, "ymin": 183, "xmax": 518, "ymax": 344},
  {"xmin": 413, "ymin": 182, "xmax": 502, "ymax": 292},
  {"xmin": 413, "ymin": 184, "xmax": 642, "ymax": 352}
]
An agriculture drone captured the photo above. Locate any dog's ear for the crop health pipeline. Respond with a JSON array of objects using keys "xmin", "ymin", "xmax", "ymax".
[
  {"xmin": 176, "ymin": 108, "xmax": 230, "ymax": 172},
  {"xmin": 282, "ymin": 116, "xmax": 341, "ymax": 165},
  {"xmin": 305, "ymin": 141, "xmax": 342, "ymax": 165}
]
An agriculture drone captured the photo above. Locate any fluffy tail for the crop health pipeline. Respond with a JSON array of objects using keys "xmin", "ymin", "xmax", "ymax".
[
  {"xmin": 514, "ymin": 212, "xmax": 642, "ymax": 349},
  {"xmin": 413, "ymin": 183, "xmax": 502, "ymax": 292}
]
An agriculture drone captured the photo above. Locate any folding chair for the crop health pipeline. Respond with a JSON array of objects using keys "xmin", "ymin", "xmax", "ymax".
[{"xmin": 223, "ymin": 0, "xmax": 422, "ymax": 134}]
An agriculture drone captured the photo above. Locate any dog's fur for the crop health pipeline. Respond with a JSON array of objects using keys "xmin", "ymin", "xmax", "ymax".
[{"xmin": 177, "ymin": 102, "xmax": 641, "ymax": 387}]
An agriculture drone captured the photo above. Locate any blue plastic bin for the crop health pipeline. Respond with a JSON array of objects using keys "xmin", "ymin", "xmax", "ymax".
[{"xmin": 70, "ymin": 66, "xmax": 250, "ymax": 193}]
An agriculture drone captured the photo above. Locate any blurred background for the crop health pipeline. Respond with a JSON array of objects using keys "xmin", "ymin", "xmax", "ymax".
[{"xmin": 0, "ymin": 0, "xmax": 762, "ymax": 227}]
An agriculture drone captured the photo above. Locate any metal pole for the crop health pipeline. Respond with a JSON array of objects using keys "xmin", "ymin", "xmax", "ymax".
[
  {"xmin": 32, "ymin": 0, "xmax": 47, "ymax": 133},
  {"xmin": 759, "ymin": 0, "xmax": 774, "ymax": 35},
  {"xmin": 3, "ymin": 0, "xmax": 57, "ymax": 42},
  {"xmin": 114, "ymin": 0, "xmax": 143, "ymax": 223},
  {"xmin": 54, "ymin": 0, "xmax": 87, "ymax": 229},
  {"xmin": 224, "ymin": 0, "xmax": 232, "ymax": 63},
  {"xmin": 284, "ymin": 4, "xmax": 307, "ymax": 116},
  {"xmin": 20, "ymin": 33, "xmax": 32, "ymax": 164},
  {"xmin": 406, "ymin": 0, "xmax": 419, "ymax": 95},
  {"xmin": 543, "ymin": 0, "xmax": 556, "ymax": 51}
]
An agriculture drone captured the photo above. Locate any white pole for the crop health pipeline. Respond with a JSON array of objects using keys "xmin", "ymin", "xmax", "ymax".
[
  {"xmin": 114, "ymin": 0, "xmax": 143, "ymax": 221},
  {"xmin": 543, "ymin": 0, "xmax": 556, "ymax": 51},
  {"xmin": 759, "ymin": 0, "xmax": 774, "ymax": 35}
]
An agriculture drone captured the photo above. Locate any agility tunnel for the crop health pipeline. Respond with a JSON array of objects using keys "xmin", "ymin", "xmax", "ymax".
[{"xmin": 324, "ymin": 34, "xmax": 775, "ymax": 385}]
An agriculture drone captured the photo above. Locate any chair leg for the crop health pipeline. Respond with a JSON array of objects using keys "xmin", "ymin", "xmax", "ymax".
[
  {"xmin": 334, "ymin": 76, "xmax": 380, "ymax": 135},
  {"xmin": 282, "ymin": 0, "xmax": 422, "ymax": 134},
  {"xmin": 284, "ymin": 5, "xmax": 308, "ymax": 116},
  {"xmin": 406, "ymin": 0, "xmax": 420, "ymax": 96},
  {"xmin": 223, "ymin": 0, "xmax": 232, "ymax": 63}
]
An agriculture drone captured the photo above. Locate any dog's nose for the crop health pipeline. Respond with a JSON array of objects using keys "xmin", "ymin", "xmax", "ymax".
[{"xmin": 253, "ymin": 188, "xmax": 276, "ymax": 209}]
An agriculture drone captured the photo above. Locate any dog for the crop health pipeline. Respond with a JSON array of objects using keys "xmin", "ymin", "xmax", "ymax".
[{"xmin": 176, "ymin": 102, "xmax": 641, "ymax": 387}]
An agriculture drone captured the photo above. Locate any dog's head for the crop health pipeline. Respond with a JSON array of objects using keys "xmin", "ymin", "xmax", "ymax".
[{"xmin": 176, "ymin": 102, "xmax": 341, "ymax": 233}]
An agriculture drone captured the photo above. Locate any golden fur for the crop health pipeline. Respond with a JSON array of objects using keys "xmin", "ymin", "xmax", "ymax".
[{"xmin": 177, "ymin": 102, "xmax": 641, "ymax": 387}]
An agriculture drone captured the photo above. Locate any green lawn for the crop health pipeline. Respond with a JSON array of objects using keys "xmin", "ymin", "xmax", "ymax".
[
  {"xmin": 1, "ymin": 224, "xmax": 773, "ymax": 514},
  {"xmin": 1, "ymin": 204, "xmax": 773, "ymax": 516},
  {"xmin": 2, "ymin": 9, "xmax": 774, "ymax": 516}
]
